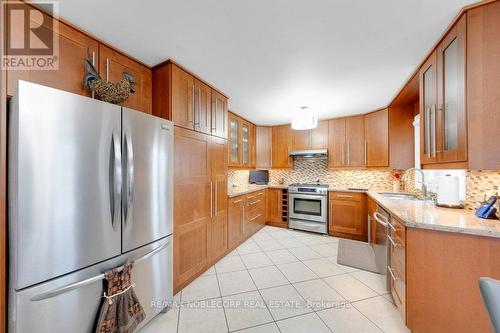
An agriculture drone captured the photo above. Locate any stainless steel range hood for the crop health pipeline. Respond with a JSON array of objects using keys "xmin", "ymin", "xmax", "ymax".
[{"xmin": 289, "ymin": 149, "xmax": 328, "ymax": 159}]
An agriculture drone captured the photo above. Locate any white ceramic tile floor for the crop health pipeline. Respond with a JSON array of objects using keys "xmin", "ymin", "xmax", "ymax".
[{"xmin": 140, "ymin": 226, "xmax": 408, "ymax": 333}]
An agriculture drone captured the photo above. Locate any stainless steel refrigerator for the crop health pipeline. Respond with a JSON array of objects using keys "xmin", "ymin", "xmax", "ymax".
[{"xmin": 8, "ymin": 81, "xmax": 173, "ymax": 332}]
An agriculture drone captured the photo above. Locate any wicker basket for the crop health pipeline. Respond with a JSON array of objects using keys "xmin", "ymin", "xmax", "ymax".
[{"xmin": 90, "ymin": 78, "xmax": 133, "ymax": 104}]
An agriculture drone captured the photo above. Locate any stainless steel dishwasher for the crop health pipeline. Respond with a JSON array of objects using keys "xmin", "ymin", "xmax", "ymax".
[{"xmin": 372, "ymin": 205, "xmax": 391, "ymax": 291}]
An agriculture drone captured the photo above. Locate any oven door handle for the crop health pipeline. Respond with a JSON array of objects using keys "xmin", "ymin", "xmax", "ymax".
[{"xmin": 290, "ymin": 194, "xmax": 326, "ymax": 201}]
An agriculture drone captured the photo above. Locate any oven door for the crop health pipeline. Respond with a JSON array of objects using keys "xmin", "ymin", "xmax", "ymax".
[{"xmin": 289, "ymin": 193, "xmax": 327, "ymax": 223}]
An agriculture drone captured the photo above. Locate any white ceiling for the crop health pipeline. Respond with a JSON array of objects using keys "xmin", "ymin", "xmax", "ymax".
[{"xmin": 45, "ymin": 0, "xmax": 475, "ymax": 125}]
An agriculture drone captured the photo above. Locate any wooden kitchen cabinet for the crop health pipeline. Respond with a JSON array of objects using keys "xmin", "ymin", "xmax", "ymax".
[
  {"xmin": 266, "ymin": 188, "xmax": 283, "ymax": 225},
  {"xmin": 209, "ymin": 137, "xmax": 228, "ymax": 263},
  {"xmin": 467, "ymin": 1, "xmax": 500, "ymax": 169},
  {"xmin": 310, "ymin": 120, "xmax": 329, "ymax": 149},
  {"xmin": 173, "ymin": 127, "xmax": 229, "ymax": 292},
  {"xmin": 256, "ymin": 126, "xmax": 272, "ymax": 168},
  {"xmin": 152, "ymin": 61, "xmax": 228, "ymax": 137},
  {"xmin": 328, "ymin": 116, "xmax": 365, "ymax": 168},
  {"xmin": 211, "ymin": 90, "xmax": 229, "ymax": 139},
  {"xmin": 245, "ymin": 190, "xmax": 266, "ymax": 236},
  {"xmin": 228, "ymin": 196, "xmax": 245, "ymax": 248},
  {"xmin": 291, "ymin": 129, "xmax": 311, "ymax": 151},
  {"xmin": 291, "ymin": 120, "xmax": 328, "ymax": 151},
  {"xmin": 419, "ymin": 15, "xmax": 467, "ymax": 166},
  {"xmin": 169, "ymin": 63, "xmax": 195, "ymax": 128},
  {"xmin": 328, "ymin": 192, "xmax": 367, "ymax": 241},
  {"xmin": 364, "ymin": 109, "xmax": 389, "ymax": 167},
  {"xmin": 98, "ymin": 45, "xmax": 152, "ymax": 113},
  {"xmin": 272, "ymin": 125, "xmax": 293, "ymax": 168},
  {"xmin": 194, "ymin": 79, "xmax": 212, "ymax": 135},
  {"xmin": 328, "ymin": 118, "xmax": 346, "ymax": 167},
  {"xmin": 228, "ymin": 112, "xmax": 256, "ymax": 168},
  {"xmin": 173, "ymin": 127, "xmax": 211, "ymax": 292},
  {"xmin": 6, "ymin": 5, "xmax": 99, "ymax": 98},
  {"xmin": 406, "ymin": 229, "xmax": 500, "ymax": 333}
]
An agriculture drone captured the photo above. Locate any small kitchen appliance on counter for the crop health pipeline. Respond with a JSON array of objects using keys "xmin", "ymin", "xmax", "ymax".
[
  {"xmin": 288, "ymin": 183, "xmax": 328, "ymax": 234},
  {"xmin": 249, "ymin": 170, "xmax": 269, "ymax": 185}
]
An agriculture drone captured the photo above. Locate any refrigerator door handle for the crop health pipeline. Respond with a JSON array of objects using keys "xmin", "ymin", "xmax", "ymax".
[
  {"xmin": 124, "ymin": 130, "xmax": 135, "ymax": 224},
  {"xmin": 30, "ymin": 240, "xmax": 171, "ymax": 302},
  {"xmin": 111, "ymin": 131, "xmax": 122, "ymax": 229}
]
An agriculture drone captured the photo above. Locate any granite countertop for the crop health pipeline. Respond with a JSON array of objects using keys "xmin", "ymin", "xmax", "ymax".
[{"xmin": 368, "ymin": 191, "xmax": 500, "ymax": 239}]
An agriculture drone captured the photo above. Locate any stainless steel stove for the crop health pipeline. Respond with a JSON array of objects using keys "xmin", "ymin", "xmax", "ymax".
[{"xmin": 288, "ymin": 183, "xmax": 328, "ymax": 234}]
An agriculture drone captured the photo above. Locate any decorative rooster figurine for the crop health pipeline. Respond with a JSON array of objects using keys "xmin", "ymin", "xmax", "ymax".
[{"xmin": 84, "ymin": 59, "xmax": 136, "ymax": 104}]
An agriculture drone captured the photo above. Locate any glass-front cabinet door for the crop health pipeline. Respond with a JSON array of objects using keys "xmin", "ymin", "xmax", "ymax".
[
  {"xmin": 436, "ymin": 15, "xmax": 467, "ymax": 162},
  {"xmin": 229, "ymin": 117, "xmax": 240, "ymax": 165},
  {"xmin": 419, "ymin": 51, "xmax": 438, "ymax": 164},
  {"xmin": 241, "ymin": 123, "xmax": 250, "ymax": 166}
]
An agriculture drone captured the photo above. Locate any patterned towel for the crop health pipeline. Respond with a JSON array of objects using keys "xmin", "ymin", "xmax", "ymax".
[{"xmin": 95, "ymin": 264, "xmax": 145, "ymax": 333}]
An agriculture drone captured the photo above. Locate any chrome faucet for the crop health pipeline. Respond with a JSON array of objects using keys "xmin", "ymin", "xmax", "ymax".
[{"xmin": 401, "ymin": 168, "xmax": 427, "ymax": 197}]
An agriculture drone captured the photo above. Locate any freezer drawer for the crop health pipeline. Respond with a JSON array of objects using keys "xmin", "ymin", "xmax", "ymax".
[
  {"xmin": 9, "ymin": 236, "xmax": 173, "ymax": 333},
  {"xmin": 122, "ymin": 108, "xmax": 173, "ymax": 252},
  {"xmin": 9, "ymin": 81, "xmax": 122, "ymax": 290}
]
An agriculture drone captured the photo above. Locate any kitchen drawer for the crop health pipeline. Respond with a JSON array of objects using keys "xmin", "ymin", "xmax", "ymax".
[
  {"xmin": 330, "ymin": 191, "xmax": 363, "ymax": 202},
  {"xmin": 389, "ymin": 217, "xmax": 406, "ymax": 245}
]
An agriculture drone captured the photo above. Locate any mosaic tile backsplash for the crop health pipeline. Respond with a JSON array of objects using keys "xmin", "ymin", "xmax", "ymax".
[{"xmin": 228, "ymin": 160, "xmax": 500, "ymax": 211}]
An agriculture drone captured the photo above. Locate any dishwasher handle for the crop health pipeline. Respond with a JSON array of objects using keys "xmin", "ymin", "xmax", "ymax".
[{"xmin": 373, "ymin": 211, "xmax": 389, "ymax": 228}]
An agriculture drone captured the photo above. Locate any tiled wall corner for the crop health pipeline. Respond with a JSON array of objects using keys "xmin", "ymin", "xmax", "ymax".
[{"xmin": 465, "ymin": 170, "xmax": 500, "ymax": 211}]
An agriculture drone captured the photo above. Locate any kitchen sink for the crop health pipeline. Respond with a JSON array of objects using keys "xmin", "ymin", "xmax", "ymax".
[{"xmin": 378, "ymin": 192, "xmax": 419, "ymax": 200}]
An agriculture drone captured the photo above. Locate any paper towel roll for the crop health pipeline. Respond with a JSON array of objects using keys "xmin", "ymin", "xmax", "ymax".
[{"xmin": 436, "ymin": 175, "xmax": 460, "ymax": 206}]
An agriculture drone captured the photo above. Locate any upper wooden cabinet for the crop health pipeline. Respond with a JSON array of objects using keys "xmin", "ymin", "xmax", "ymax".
[
  {"xmin": 193, "ymin": 79, "xmax": 212, "ymax": 135},
  {"xmin": 152, "ymin": 62, "xmax": 228, "ymax": 138},
  {"xmin": 364, "ymin": 109, "xmax": 389, "ymax": 167},
  {"xmin": 228, "ymin": 112, "xmax": 256, "ymax": 168},
  {"xmin": 291, "ymin": 120, "xmax": 329, "ymax": 151},
  {"xmin": 6, "ymin": 5, "xmax": 98, "ymax": 98},
  {"xmin": 467, "ymin": 1, "xmax": 500, "ymax": 169},
  {"xmin": 99, "ymin": 45, "xmax": 152, "ymax": 114},
  {"xmin": 291, "ymin": 130, "xmax": 310, "ymax": 151},
  {"xmin": 272, "ymin": 125, "xmax": 293, "ymax": 168},
  {"xmin": 211, "ymin": 90, "xmax": 229, "ymax": 139},
  {"xmin": 256, "ymin": 126, "xmax": 272, "ymax": 169},
  {"xmin": 419, "ymin": 15, "xmax": 467, "ymax": 166},
  {"xmin": 328, "ymin": 116, "xmax": 365, "ymax": 168},
  {"xmin": 5, "ymin": 3, "xmax": 151, "ymax": 114},
  {"xmin": 311, "ymin": 121, "xmax": 329, "ymax": 149}
]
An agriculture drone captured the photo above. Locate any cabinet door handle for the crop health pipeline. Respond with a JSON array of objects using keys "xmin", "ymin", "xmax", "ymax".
[
  {"xmin": 387, "ymin": 235, "xmax": 400, "ymax": 247},
  {"xmin": 336, "ymin": 194, "xmax": 353, "ymax": 199},
  {"xmin": 215, "ymin": 182, "xmax": 218, "ymax": 216},
  {"xmin": 210, "ymin": 182, "xmax": 213, "ymax": 218},
  {"xmin": 249, "ymin": 199, "xmax": 261, "ymax": 206},
  {"xmin": 197, "ymin": 87, "xmax": 201, "ymax": 127},
  {"xmin": 364, "ymin": 140, "xmax": 367, "ymax": 165},
  {"xmin": 367, "ymin": 215, "xmax": 371, "ymax": 244},
  {"xmin": 348, "ymin": 141, "xmax": 351, "ymax": 164},
  {"xmin": 341, "ymin": 143, "xmax": 345, "ymax": 165},
  {"xmin": 425, "ymin": 107, "xmax": 431, "ymax": 158},
  {"xmin": 106, "ymin": 58, "xmax": 110, "ymax": 81},
  {"xmin": 431, "ymin": 104, "xmax": 437, "ymax": 158},
  {"xmin": 387, "ymin": 265, "xmax": 398, "ymax": 281},
  {"xmin": 250, "ymin": 214, "xmax": 261, "ymax": 222},
  {"xmin": 233, "ymin": 199, "xmax": 243, "ymax": 204},
  {"xmin": 211, "ymin": 101, "xmax": 217, "ymax": 131}
]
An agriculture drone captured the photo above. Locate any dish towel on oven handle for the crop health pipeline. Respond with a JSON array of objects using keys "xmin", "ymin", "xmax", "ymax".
[{"xmin": 95, "ymin": 263, "xmax": 145, "ymax": 333}]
